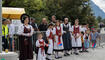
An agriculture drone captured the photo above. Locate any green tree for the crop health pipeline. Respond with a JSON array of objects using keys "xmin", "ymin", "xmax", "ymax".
[
  {"xmin": 97, "ymin": 16, "xmax": 102, "ymax": 23},
  {"xmin": 2, "ymin": 0, "xmax": 98, "ymax": 27}
]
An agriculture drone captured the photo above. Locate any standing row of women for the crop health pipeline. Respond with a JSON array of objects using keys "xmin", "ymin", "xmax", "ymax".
[{"xmin": 18, "ymin": 14, "xmax": 99, "ymax": 60}]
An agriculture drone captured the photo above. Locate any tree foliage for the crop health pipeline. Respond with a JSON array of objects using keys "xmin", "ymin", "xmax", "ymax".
[{"xmin": 2, "ymin": 0, "xmax": 98, "ymax": 27}]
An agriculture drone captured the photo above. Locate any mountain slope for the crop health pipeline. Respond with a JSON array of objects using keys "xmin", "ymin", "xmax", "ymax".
[{"xmin": 90, "ymin": 0, "xmax": 105, "ymax": 19}]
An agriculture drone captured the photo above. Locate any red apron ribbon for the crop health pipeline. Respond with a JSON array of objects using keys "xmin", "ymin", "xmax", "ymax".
[
  {"xmin": 73, "ymin": 25, "xmax": 80, "ymax": 41},
  {"xmin": 56, "ymin": 26, "xmax": 62, "ymax": 45},
  {"xmin": 39, "ymin": 40, "xmax": 45, "ymax": 56}
]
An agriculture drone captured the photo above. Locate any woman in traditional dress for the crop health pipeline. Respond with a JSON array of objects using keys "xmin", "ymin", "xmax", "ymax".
[
  {"xmin": 17, "ymin": 14, "xmax": 34, "ymax": 60},
  {"xmin": 53, "ymin": 20, "xmax": 64, "ymax": 59},
  {"xmin": 72, "ymin": 19, "xmax": 82, "ymax": 55},
  {"xmin": 62, "ymin": 18, "xmax": 72, "ymax": 56}
]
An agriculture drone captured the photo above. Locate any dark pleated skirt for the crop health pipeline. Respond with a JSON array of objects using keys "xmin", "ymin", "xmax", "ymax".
[
  {"xmin": 62, "ymin": 32, "xmax": 72, "ymax": 50},
  {"xmin": 19, "ymin": 36, "xmax": 33, "ymax": 60}
]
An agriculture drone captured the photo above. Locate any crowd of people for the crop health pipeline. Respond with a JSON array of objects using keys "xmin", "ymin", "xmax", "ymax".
[{"xmin": 2, "ymin": 14, "xmax": 100, "ymax": 60}]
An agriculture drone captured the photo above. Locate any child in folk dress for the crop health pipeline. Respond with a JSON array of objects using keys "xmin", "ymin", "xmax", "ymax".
[
  {"xmin": 46, "ymin": 23, "xmax": 54, "ymax": 60},
  {"xmin": 36, "ymin": 33, "xmax": 48, "ymax": 60},
  {"xmin": 90, "ymin": 28, "xmax": 99, "ymax": 49},
  {"xmin": 72, "ymin": 19, "xmax": 82, "ymax": 55},
  {"xmin": 84, "ymin": 30, "xmax": 90, "ymax": 52},
  {"xmin": 53, "ymin": 20, "xmax": 64, "ymax": 59}
]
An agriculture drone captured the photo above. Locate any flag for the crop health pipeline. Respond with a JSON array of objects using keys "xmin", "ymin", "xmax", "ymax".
[{"xmin": 57, "ymin": 42, "xmax": 62, "ymax": 46}]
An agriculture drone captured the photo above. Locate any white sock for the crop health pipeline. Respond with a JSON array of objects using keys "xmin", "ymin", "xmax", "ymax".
[{"xmin": 55, "ymin": 52, "xmax": 58, "ymax": 57}]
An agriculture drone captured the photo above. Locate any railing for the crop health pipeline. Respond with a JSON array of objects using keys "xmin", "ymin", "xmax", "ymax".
[{"xmin": 13, "ymin": 31, "xmax": 105, "ymax": 52}]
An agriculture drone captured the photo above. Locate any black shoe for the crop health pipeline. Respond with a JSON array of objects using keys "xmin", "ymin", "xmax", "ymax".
[
  {"xmin": 71, "ymin": 52, "xmax": 73, "ymax": 54},
  {"xmin": 79, "ymin": 51, "xmax": 83, "ymax": 53},
  {"xmin": 46, "ymin": 57, "xmax": 49, "ymax": 60},
  {"xmin": 58, "ymin": 56, "xmax": 62, "ymax": 58},
  {"xmin": 46, "ymin": 59, "xmax": 50, "ymax": 60},
  {"xmin": 66, "ymin": 53, "xmax": 70, "ymax": 56},
  {"xmin": 64, "ymin": 53, "xmax": 67, "ymax": 56},
  {"xmin": 85, "ymin": 50, "xmax": 89, "ymax": 52},
  {"xmin": 74, "ymin": 52, "xmax": 79, "ymax": 55},
  {"xmin": 55, "ymin": 57, "xmax": 59, "ymax": 59}
]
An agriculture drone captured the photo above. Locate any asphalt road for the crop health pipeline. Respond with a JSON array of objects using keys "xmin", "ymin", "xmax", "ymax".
[{"xmin": 31, "ymin": 45, "xmax": 105, "ymax": 60}]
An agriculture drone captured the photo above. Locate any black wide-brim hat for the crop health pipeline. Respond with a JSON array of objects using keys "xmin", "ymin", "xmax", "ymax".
[{"xmin": 20, "ymin": 13, "xmax": 30, "ymax": 24}]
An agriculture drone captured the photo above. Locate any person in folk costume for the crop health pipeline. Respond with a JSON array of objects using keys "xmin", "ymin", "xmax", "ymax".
[
  {"xmin": 62, "ymin": 18, "xmax": 72, "ymax": 56},
  {"xmin": 17, "ymin": 14, "xmax": 34, "ymax": 60},
  {"xmin": 84, "ymin": 30, "xmax": 90, "ymax": 52},
  {"xmin": 53, "ymin": 20, "xmax": 64, "ymax": 59},
  {"xmin": 36, "ymin": 33, "xmax": 48, "ymax": 60},
  {"xmin": 72, "ymin": 19, "xmax": 82, "ymax": 55},
  {"xmin": 46, "ymin": 23, "xmax": 55, "ymax": 60},
  {"xmin": 90, "ymin": 28, "xmax": 99, "ymax": 49}
]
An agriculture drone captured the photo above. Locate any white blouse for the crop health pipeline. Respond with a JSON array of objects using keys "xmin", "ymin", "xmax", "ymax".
[
  {"xmin": 62, "ymin": 22, "xmax": 72, "ymax": 32},
  {"xmin": 53, "ymin": 26, "xmax": 63, "ymax": 35},
  {"xmin": 17, "ymin": 24, "xmax": 34, "ymax": 36},
  {"xmin": 46, "ymin": 28, "xmax": 54, "ymax": 37},
  {"xmin": 71, "ymin": 25, "xmax": 82, "ymax": 32},
  {"xmin": 36, "ymin": 39, "xmax": 45, "ymax": 47}
]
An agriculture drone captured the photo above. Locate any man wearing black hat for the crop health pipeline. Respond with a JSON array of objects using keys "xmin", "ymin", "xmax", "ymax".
[{"xmin": 2, "ymin": 18, "xmax": 9, "ymax": 51}]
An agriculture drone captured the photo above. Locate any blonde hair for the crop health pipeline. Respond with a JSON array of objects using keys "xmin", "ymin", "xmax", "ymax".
[{"xmin": 37, "ymin": 32, "xmax": 43, "ymax": 39}]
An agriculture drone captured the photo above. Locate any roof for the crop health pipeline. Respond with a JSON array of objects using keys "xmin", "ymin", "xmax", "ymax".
[{"xmin": 2, "ymin": 7, "xmax": 25, "ymax": 19}]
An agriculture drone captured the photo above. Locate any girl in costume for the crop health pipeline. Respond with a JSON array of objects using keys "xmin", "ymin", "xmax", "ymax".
[
  {"xmin": 72, "ymin": 19, "xmax": 82, "ymax": 55},
  {"xmin": 84, "ymin": 30, "xmax": 90, "ymax": 52},
  {"xmin": 90, "ymin": 28, "xmax": 99, "ymax": 49},
  {"xmin": 46, "ymin": 23, "xmax": 54, "ymax": 60},
  {"xmin": 36, "ymin": 33, "xmax": 47, "ymax": 60},
  {"xmin": 53, "ymin": 20, "xmax": 64, "ymax": 59}
]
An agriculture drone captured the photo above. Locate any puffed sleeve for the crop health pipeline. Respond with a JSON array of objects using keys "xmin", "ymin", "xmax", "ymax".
[
  {"xmin": 46, "ymin": 29, "xmax": 50, "ymax": 37},
  {"xmin": 53, "ymin": 27, "xmax": 56, "ymax": 35},
  {"xmin": 69, "ymin": 22, "xmax": 72, "ymax": 32},
  {"xmin": 62, "ymin": 23, "xmax": 65, "ymax": 33},
  {"xmin": 17, "ymin": 25, "xmax": 33, "ymax": 36},
  {"xmin": 79, "ymin": 26, "xmax": 83, "ymax": 32},
  {"xmin": 36, "ymin": 40, "xmax": 40, "ymax": 47},
  {"xmin": 17, "ymin": 24, "xmax": 24, "ymax": 35}
]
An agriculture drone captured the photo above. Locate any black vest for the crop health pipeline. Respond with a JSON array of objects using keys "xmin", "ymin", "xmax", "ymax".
[{"xmin": 63, "ymin": 24, "xmax": 69, "ymax": 32}]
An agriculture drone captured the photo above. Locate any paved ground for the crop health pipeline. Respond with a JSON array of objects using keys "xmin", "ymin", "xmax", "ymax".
[{"xmin": 32, "ymin": 45, "xmax": 105, "ymax": 60}]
